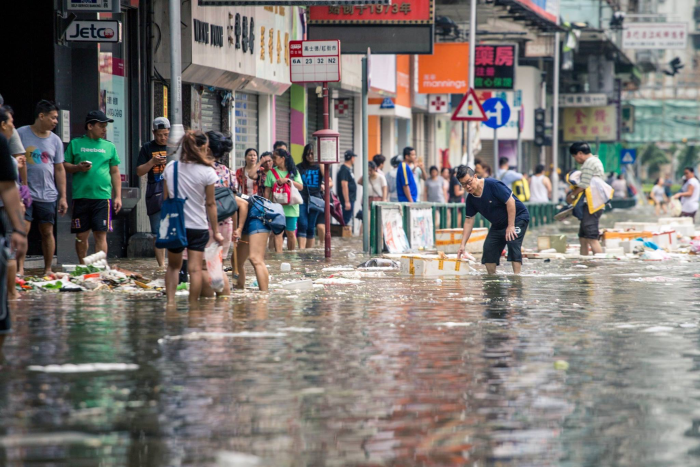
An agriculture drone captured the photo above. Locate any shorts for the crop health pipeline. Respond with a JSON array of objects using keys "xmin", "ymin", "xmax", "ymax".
[
  {"xmin": 25, "ymin": 201, "xmax": 57, "ymax": 225},
  {"xmin": 168, "ymin": 228, "xmax": 209, "ymax": 254},
  {"xmin": 0, "ymin": 209, "xmax": 15, "ymax": 260},
  {"xmin": 481, "ymin": 221, "xmax": 529, "ymax": 266},
  {"xmin": 149, "ymin": 211, "xmax": 161, "ymax": 237},
  {"xmin": 578, "ymin": 206, "xmax": 603, "ymax": 239},
  {"xmin": 285, "ymin": 216, "xmax": 298, "ymax": 233},
  {"xmin": 297, "ymin": 203, "xmax": 319, "ymax": 239},
  {"xmin": 71, "ymin": 199, "xmax": 112, "ymax": 234},
  {"xmin": 242, "ymin": 202, "xmax": 271, "ymax": 236}
]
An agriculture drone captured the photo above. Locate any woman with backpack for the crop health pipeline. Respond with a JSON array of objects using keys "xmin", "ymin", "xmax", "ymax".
[
  {"xmin": 162, "ymin": 131, "xmax": 224, "ymax": 306},
  {"xmin": 264, "ymin": 148, "xmax": 303, "ymax": 252}
]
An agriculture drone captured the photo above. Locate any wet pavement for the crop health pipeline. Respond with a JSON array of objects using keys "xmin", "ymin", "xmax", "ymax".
[{"xmin": 1, "ymin": 206, "xmax": 700, "ymax": 466}]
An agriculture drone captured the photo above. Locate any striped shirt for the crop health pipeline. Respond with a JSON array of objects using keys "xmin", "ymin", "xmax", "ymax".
[{"xmin": 579, "ymin": 155, "xmax": 605, "ymax": 189}]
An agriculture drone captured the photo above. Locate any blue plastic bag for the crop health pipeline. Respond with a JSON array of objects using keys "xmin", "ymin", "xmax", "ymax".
[{"xmin": 156, "ymin": 161, "xmax": 188, "ymax": 250}]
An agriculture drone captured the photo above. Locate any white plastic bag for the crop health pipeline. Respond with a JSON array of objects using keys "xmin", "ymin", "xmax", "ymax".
[
  {"xmin": 670, "ymin": 199, "xmax": 682, "ymax": 217},
  {"xmin": 205, "ymin": 243, "xmax": 224, "ymax": 293},
  {"xmin": 290, "ymin": 181, "xmax": 303, "ymax": 205}
]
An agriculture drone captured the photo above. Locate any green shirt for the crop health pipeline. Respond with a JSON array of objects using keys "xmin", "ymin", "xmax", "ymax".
[
  {"xmin": 265, "ymin": 168, "xmax": 303, "ymax": 217},
  {"xmin": 64, "ymin": 135, "xmax": 121, "ymax": 200}
]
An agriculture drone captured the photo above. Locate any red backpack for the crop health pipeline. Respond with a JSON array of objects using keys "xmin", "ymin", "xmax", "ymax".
[{"xmin": 271, "ymin": 169, "xmax": 291, "ymax": 205}]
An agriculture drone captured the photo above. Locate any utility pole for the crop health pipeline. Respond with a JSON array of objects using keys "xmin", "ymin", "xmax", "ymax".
[
  {"xmin": 466, "ymin": 0, "xmax": 477, "ymax": 167},
  {"xmin": 551, "ymin": 32, "xmax": 561, "ymax": 202},
  {"xmin": 323, "ymin": 82, "xmax": 331, "ymax": 259},
  {"xmin": 362, "ymin": 56, "xmax": 370, "ymax": 252},
  {"xmin": 168, "ymin": 0, "xmax": 185, "ymax": 156}
]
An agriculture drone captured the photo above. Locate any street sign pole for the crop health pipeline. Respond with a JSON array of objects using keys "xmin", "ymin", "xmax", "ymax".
[
  {"xmin": 323, "ymin": 81, "xmax": 332, "ymax": 259},
  {"xmin": 516, "ymin": 108, "xmax": 522, "ymax": 171},
  {"xmin": 467, "ymin": 0, "xmax": 477, "ymax": 167},
  {"xmin": 362, "ymin": 54, "xmax": 370, "ymax": 253},
  {"xmin": 494, "ymin": 127, "xmax": 499, "ymax": 176},
  {"xmin": 551, "ymin": 31, "xmax": 561, "ymax": 202}
]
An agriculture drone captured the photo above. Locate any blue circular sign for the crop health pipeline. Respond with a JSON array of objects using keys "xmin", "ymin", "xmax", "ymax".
[{"xmin": 482, "ymin": 97, "xmax": 511, "ymax": 129}]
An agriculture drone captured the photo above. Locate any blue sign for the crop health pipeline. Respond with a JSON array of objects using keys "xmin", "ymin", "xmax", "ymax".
[
  {"xmin": 620, "ymin": 148, "xmax": 637, "ymax": 165},
  {"xmin": 482, "ymin": 97, "xmax": 510, "ymax": 129},
  {"xmin": 380, "ymin": 98, "xmax": 395, "ymax": 109}
]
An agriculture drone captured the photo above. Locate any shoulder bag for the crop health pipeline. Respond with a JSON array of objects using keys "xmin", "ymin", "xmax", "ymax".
[
  {"xmin": 214, "ymin": 186, "xmax": 238, "ymax": 222},
  {"xmin": 250, "ymin": 195, "xmax": 286, "ymax": 235},
  {"xmin": 155, "ymin": 162, "xmax": 188, "ymax": 250}
]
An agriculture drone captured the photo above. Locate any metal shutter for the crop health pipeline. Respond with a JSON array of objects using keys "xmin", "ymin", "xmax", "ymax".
[
  {"xmin": 234, "ymin": 91, "xmax": 258, "ymax": 169},
  {"xmin": 338, "ymin": 97, "xmax": 354, "ymax": 156},
  {"xmin": 200, "ymin": 88, "xmax": 222, "ymax": 132},
  {"xmin": 307, "ymin": 91, "xmax": 321, "ymax": 145},
  {"xmin": 275, "ymin": 89, "xmax": 291, "ymax": 147}
]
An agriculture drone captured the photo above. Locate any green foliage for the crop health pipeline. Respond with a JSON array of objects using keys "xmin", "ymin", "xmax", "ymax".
[{"xmin": 640, "ymin": 143, "xmax": 669, "ymax": 178}]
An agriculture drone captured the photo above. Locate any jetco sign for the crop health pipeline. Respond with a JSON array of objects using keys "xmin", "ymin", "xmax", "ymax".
[{"xmin": 65, "ymin": 20, "xmax": 121, "ymax": 43}]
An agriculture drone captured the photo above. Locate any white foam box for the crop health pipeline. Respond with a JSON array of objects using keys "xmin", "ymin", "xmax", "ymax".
[
  {"xmin": 620, "ymin": 240, "xmax": 645, "ymax": 254},
  {"xmin": 400, "ymin": 255, "xmax": 473, "ymax": 277},
  {"xmin": 603, "ymin": 247, "xmax": 625, "ymax": 256},
  {"xmin": 614, "ymin": 222, "xmax": 660, "ymax": 232},
  {"xmin": 658, "ymin": 217, "xmax": 694, "ymax": 226},
  {"xmin": 660, "ymin": 224, "xmax": 695, "ymax": 236},
  {"xmin": 652, "ymin": 230, "xmax": 678, "ymax": 250},
  {"xmin": 435, "ymin": 228, "xmax": 488, "ymax": 254}
]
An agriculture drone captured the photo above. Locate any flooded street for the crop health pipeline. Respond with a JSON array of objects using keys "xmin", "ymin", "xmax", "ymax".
[{"xmin": 2, "ymin": 207, "xmax": 700, "ymax": 466}]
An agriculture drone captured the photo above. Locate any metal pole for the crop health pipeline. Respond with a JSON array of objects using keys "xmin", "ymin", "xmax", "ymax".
[
  {"xmin": 493, "ymin": 127, "xmax": 499, "ymax": 177},
  {"xmin": 540, "ymin": 67, "xmax": 547, "ymax": 166},
  {"xmin": 362, "ymin": 57, "xmax": 370, "ymax": 253},
  {"xmin": 467, "ymin": 0, "xmax": 477, "ymax": 167},
  {"xmin": 551, "ymin": 32, "xmax": 561, "ymax": 202},
  {"xmin": 323, "ymin": 82, "xmax": 331, "ymax": 259},
  {"xmin": 168, "ymin": 0, "xmax": 185, "ymax": 157},
  {"xmin": 516, "ymin": 108, "xmax": 522, "ymax": 172}
]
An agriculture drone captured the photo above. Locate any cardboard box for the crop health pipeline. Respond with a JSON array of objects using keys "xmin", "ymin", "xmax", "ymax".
[
  {"xmin": 435, "ymin": 228, "xmax": 488, "ymax": 254},
  {"xmin": 331, "ymin": 225, "xmax": 352, "ymax": 238},
  {"xmin": 537, "ymin": 235, "xmax": 568, "ymax": 253}
]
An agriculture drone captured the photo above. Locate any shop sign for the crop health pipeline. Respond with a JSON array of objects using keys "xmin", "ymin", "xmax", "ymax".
[
  {"xmin": 99, "ymin": 54, "xmax": 127, "ymax": 175},
  {"xmin": 193, "ymin": 18, "xmax": 224, "ymax": 47},
  {"xmin": 622, "ymin": 23, "xmax": 688, "ymax": 50},
  {"xmin": 65, "ymin": 20, "xmax": 121, "ymax": 43},
  {"xmin": 559, "ymin": 93, "xmax": 608, "ymax": 107},
  {"xmin": 201, "ymin": 0, "xmax": 388, "ymax": 5},
  {"xmin": 417, "ymin": 43, "xmax": 469, "ymax": 94},
  {"xmin": 428, "ymin": 94, "xmax": 450, "ymax": 114},
  {"xmin": 524, "ymin": 36, "xmax": 554, "ymax": 57},
  {"xmin": 335, "ymin": 99, "xmax": 349, "ymax": 117},
  {"xmin": 474, "ymin": 45, "xmax": 515, "ymax": 90},
  {"xmin": 308, "ymin": 0, "xmax": 433, "ymax": 24},
  {"xmin": 563, "ymin": 106, "xmax": 618, "ymax": 142},
  {"xmin": 67, "ymin": 0, "xmax": 114, "ymax": 12},
  {"xmin": 513, "ymin": 0, "xmax": 559, "ymax": 24},
  {"xmin": 290, "ymin": 40, "xmax": 341, "ymax": 83}
]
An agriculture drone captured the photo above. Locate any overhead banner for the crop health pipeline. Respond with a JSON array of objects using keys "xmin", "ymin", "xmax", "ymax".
[
  {"xmin": 417, "ymin": 43, "xmax": 469, "ymax": 94},
  {"xmin": 514, "ymin": 0, "xmax": 559, "ymax": 24},
  {"xmin": 201, "ymin": 0, "xmax": 388, "ymax": 5},
  {"xmin": 563, "ymin": 106, "xmax": 618, "ymax": 142},
  {"xmin": 622, "ymin": 23, "xmax": 688, "ymax": 49}
]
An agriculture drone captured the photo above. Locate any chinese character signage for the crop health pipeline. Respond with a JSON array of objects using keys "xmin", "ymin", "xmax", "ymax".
[
  {"xmin": 201, "ymin": 0, "xmax": 388, "ymax": 5},
  {"xmin": 563, "ymin": 106, "xmax": 618, "ymax": 142},
  {"xmin": 622, "ymin": 23, "xmax": 688, "ymax": 50},
  {"xmin": 417, "ymin": 43, "xmax": 469, "ymax": 94},
  {"xmin": 308, "ymin": 0, "xmax": 433, "ymax": 24},
  {"xmin": 559, "ymin": 93, "xmax": 608, "ymax": 108},
  {"xmin": 68, "ymin": 0, "xmax": 114, "ymax": 12},
  {"xmin": 290, "ymin": 40, "xmax": 341, "ymax": 83},
  {"xmin": 474, "ymin": 45, "xmax": 515, "ymax": 90}
]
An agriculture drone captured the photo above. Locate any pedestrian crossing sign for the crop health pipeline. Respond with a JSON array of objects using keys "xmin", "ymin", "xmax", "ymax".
[
  {"xmin": 620, "ymin": 148, "xmax": 637, "ymax": 165},
  {"xmin": 451, "ymin": 88, "xmax": 487, "ymax": 122}
]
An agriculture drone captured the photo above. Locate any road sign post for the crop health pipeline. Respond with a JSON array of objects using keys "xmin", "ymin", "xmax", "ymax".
[{"xmin": 482, "ymin": 97, "xmax": 511, "ymax": 175}]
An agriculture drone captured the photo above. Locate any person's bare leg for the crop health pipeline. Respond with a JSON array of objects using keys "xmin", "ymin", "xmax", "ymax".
[
  {"xmin": 39, "ymin": 223, "xmax": 55, "ymax": 274},
  {"xmin": 485, "ymin": 263, "xmax": 497, "ymax": 274},
  {"xmin": 316, "ymin": 224, "xmax": 325, "ymax": 247},
  {"xmin": 187, "ymin": 250, "xmax": 205, "ymax": 305},
  {"xmin": 306, "ymin": 237, "xmax": 315, "ymax": 249},
  {"xmin": 165, "ymin": 250, "xmax": 182, "ymax": 306},
  {"xmin": 655, "ymin": 203, "xmax": 660, "ymax": 216},
  {"xmin": 76, "ymin": 231, "xmax": 91, "ymax": 264},
  {"xmin": 298, "ymin": 236, "xmax": 307, "ymax": 249},
  {"xmin": 7, "ymin": 260, "xmax": 18, "ymax": 300},
  {"xmin": 16, "ymin": 220, "xmax": 31, "ymax": 276},
  {"xmin": 511, "ymin": 261, "xmax": 522, "ymax": 274},
  {"xmin": 248, "ymin": 232, "xmax": 269, "ymax": 291},
  {"xmin": 579, "ymin": 238, "xmax": 588, "ymax": 256},
  {"xmin": 235, "ymin": 238, "xmax": 250, "ymax": 289},
  {"xmin": 155, "ymin": 247, "xmax": 165, "ymax": 268},
  {"xmin": 274, "ymin": 233, "xmax": 284, "ymax": 253},
  {"xmin": 589, "ymin": 239, "xmax": 603, "ymax": 254},
  {"xmin": 93, "ymin": 231, "xmax": 108, "ymax": 256},
  {"xmin": 286, "ymin": 230, "xmax": 297, "ymax": 251}
]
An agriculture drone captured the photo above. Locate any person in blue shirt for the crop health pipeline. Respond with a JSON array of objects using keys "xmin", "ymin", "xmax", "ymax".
[
  {"xmin": 497, "ymin": 157, "xmax": 523, "ymax": 189},
  {"xmin": 455, "ymin": 165, "xmax": 530, "ymax": 274},
  {"xmin": 396, "ymin": 147, "xmax": 418, "ymax": 202}
]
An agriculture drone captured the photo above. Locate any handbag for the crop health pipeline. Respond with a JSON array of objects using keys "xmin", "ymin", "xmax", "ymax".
[
  {"xmin": 145, "ymin": 180, "xmax": 163, "ymax": 216},
  {"xmin": 250, "ymin": 195, "xmax": 286, "ymax": 235},
  {"xmin": 214, "ymin": 186, "xmax": 238, "ymax": 222},
  {"xmin": 308, "ymin": 195, "xmax": 325, "ymax": 213},
  {"xmin": 330, "ymin": 192, "xmax": 345, "ymax": 226},
  {"xmin": 270, "ymin": 169, "xmax": 292, "ymax": 205},
  {"xmin": 155, "ymin": 161, "xmax": 188, "ymax": 250}
]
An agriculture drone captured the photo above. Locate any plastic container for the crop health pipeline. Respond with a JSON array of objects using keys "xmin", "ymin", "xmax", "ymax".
[
  {"xmin": 280, "ymin": 263, "xmax": 291, "ymax": 272},
  {"xmin": 435, "ymin": 228, "xmax": 488, "ymax": 254}
]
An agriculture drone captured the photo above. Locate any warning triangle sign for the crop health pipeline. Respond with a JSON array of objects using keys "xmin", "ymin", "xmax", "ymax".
[
  {"xmin": 451, "ymin": 88, "xmax": 487, "ymax": 122},
  {"xmin": 621, "ymin": 152, "xmax": 634, "ymax": 163}
]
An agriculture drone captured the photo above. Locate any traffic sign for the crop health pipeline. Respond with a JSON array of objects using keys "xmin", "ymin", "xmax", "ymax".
[
  {"xmin": 620, "ymin": 148, "xmax": 637, "ymax": 165},
  {"xmin": 290, "ymin": 40, "xmax": 341, "ymax": 84},
  {"xmin": 429, "ymin": 94, "xmax": 450, "ymax": 114},
  {"xmin": 482, "ymin": 97, "xmax": 510, "ymax": 129},
  {"xmin": 451, "ymin": 88, "xmax": 487, "ymax": 121},
  {"xmin": 380, "ymin": 98, "xmax": 395, "ymax": 109}
]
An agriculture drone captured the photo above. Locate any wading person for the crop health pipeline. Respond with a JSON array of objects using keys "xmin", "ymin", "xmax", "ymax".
[
  {"xmin": 235, "ymin": 148, "xmax": 261, "ymax": 196},
  {"xmin": 236, "ymin": 194, "xmax": 270, "ymax": 291},
  {"xmin": 397, "ymin": 147, "xmax": 417, "ymax": 203},
  {"xmin": 136, "ymin": 117, "xmax": 170, "ymax": 268},
  {"xmin": 337, "ymin": 150, "xmax": 357, "ymax": 226},
  {"xmin": 455, "ymin": 165, "xmax": 530, "ymax": 275},
  {"xmin": 265, "ymin": 148, "xmax": 303, "ymax": 252},
  {"xmin": 63, "ymin": 111, "xmax": 122, "ymax": 263},
  {"xmin": 652, "ymin": 178, "xmax": 669, "ymax": 216},
  {"xmin": 529, "ymin": 164, "xmax": 552, "ymax": 203},
  {"xmin": 566, "ymin": 142, "xmax": 605, "ymax": 256},
  {"xmin": 297, "ymin": 144, "xmax": 323, "ymax": 249},
  {"xmin": 673, "ymin": 167, "xmax": 699, "ymax": 220},
  {"xmin": 162, "ymin": 131, "xmax": 223, "ymax": 306}
]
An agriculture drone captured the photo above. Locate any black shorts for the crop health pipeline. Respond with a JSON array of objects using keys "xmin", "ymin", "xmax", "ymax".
[
  {"xmin": 168, "ymin": 228, "xmax": 209, "ymax": 254},
  {"xmin": 26, "ymin": 201, "xmax": 57, "ymax": 225},
  {"xmin": 482, "ymin": 221, "xmax": 529, "ymax": 266},
  {"xmin": 578, "ymin": 207, "xmax": 603, "ymax": 239},
  {"xmin": 71, "ymin": 199, "xmax": 112, "ymax": 234}
]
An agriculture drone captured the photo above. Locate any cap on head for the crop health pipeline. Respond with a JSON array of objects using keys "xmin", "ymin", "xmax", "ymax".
[
  {"xmin": 85, "ymin": 110, "xmax": 114, "ymax": 125},
  {"xmin": 153, "ymin": 117, "xmax": 170, "ymax": 130},
  {"xmin": 344, "ymin": 150, "xmax": 357, "ymax": 161}
]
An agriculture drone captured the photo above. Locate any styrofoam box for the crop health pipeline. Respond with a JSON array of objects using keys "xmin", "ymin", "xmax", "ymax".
[
  {"xmin": 614, "ymin": 222, "xmax": 661, "ymax": 232},
  {"xmin": 603, "ymin": 247, "xmax": 625, "ymax": 256},
  {"xmin": 652, "ymin": 230, "xmax": 677, "ymax": 250},
  {"xmin": 620, "ymin": 240, "xmax": 645, "ymax": 254},
  {"xmin": 435, "ymin": 228, "xmax": 488, "ymax": 254},
  {"xmin": 658, "ymin": 217, "xmax": 694, "ymax": 226},
  {"xmin": 400, "ymin": 255, "xmax": 473, "ymax": 277},
  {"xmin": 663, "ymin": 224, "xmax": 695, "ymax": 236}
]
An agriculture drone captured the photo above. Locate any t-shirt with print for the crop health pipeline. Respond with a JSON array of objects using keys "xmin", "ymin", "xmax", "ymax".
[
  {"xmin": 265, "ymin": 168, "xmax": 304, "ymax": 218},
  {"xmin": 336, "ymin": 164, "xmax": 357, "ymax": 204},
  {"xmin": 64, "ymin": 136, "xmax": 121, "ymax": 200},
  {"xmin": 136, "ymin": 141, "xmax": 167, "ymax": 185},
  {"xmin": 17, "ymin": 126, "xmax": 64, "ymax": 203},
  {"xmin": 396, "ymin": 162, "xmax": 417, "ymax": 202},
  {"xmin": 297, "ymin": 162, "xmax": 322, "ymax": 201},
  {"xmin": 163, "ymin": 161, "xmax": 218, "ymax": 230},
  {"xmin": 465, "ymin": 178, "xmax": 530, "ymax": 230}
]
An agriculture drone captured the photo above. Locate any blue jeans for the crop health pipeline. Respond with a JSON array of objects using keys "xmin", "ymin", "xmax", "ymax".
[{"xmin": 297, "ymin": 203, "xmax": 320, "ymax": 238}]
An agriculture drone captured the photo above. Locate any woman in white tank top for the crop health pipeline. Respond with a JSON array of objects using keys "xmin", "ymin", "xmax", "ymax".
[{"xmin": 529, "ymin": 164, "xmax": 552, "ymax": 203}]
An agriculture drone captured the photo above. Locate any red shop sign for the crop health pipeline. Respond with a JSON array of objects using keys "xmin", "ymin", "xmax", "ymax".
[{"xmin": 308, "ymin": 0, "xmax": 433, "ymax": 25}]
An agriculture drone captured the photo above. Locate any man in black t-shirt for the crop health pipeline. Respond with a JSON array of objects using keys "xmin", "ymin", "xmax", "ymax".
[
  {"xmin": 336, "ymin": 150, "xmax": 357, "ymax": 226},
  {"xmin": 136, "ymin": 117, "xmax": 170, "ymax": 267},
  {"xmin": 0, "ymin": 131, "xmax": 29, "ymax": 339}
]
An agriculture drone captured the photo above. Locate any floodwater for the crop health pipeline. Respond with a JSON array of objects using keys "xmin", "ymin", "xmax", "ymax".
[{"xmin": 1, "ymin": 207, "xmax": 700, "ymax": 466}]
